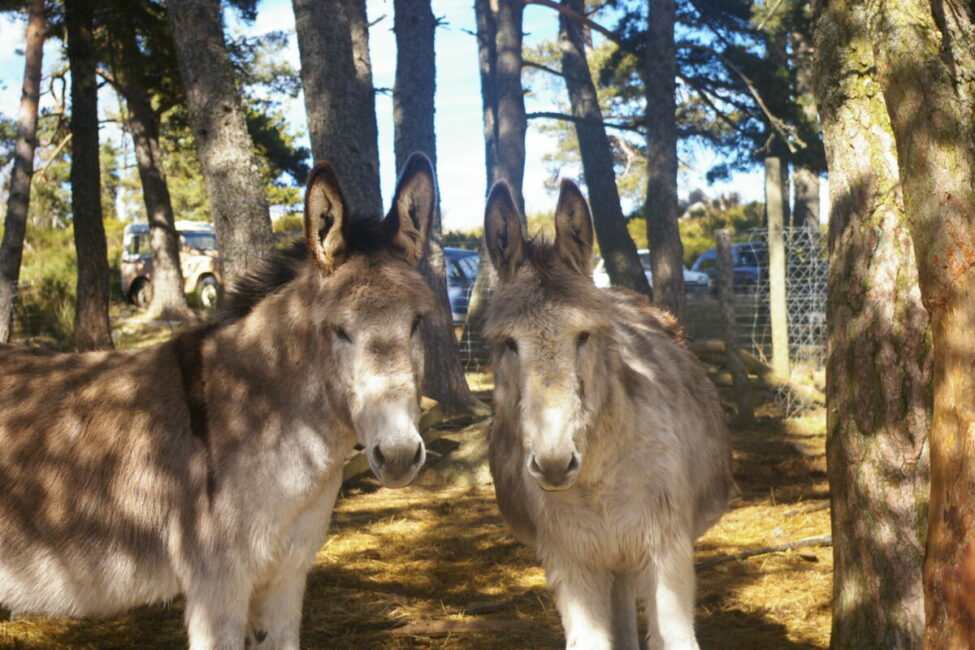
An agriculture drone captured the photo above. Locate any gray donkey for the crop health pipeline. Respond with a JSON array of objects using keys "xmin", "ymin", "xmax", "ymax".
[
  {"xmin": 483, "ymin": 180, "xmax": 734, "ymax": 649},
  {"xmin": 0, "ymin": 153, "xmax": 439, "ymax": 649}
]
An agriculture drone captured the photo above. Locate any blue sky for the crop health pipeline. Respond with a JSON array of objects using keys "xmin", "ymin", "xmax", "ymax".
[{"xmin": 0, "ymin": 0, "xmax": 768, "ymax": 232}]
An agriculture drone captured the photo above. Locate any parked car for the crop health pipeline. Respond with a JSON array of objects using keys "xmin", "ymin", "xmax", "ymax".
[
  {"xmin": 121, "ymin": 221, "xmax": 222, "ymax": 309},
  {"xmin": 591, "ymin": 249, "xmax": 711, "ymax": 294},
  {"xmin": 690, "ymin": 241, "xmax": 768, "ymax": 292},
  {"xmin": 444, "ymin": 247, "xmax": 480, "ymax": 324}
]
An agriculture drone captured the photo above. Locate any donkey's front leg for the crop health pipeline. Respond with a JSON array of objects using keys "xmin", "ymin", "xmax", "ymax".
[
  {"xmin": 247, "ymin": 475, "xmax": 342, "ymax": 649},
  {"xmin": 611, "ymin": 570, "xmax": 640, "ymax": 650},
  {"xmin": 184, "ymin": 572, "xmax": 252, "ymax": 650},
  {"xmin": 649, "ymin": 539, "xmax": 699, "ymax": 650},
  {"xmin": 548, "ymin": 560, "xmax": 614, "ymax": 650},
  {"xmin": 246, "ymin": 570, "xmax": 307, "ymax": 650}
]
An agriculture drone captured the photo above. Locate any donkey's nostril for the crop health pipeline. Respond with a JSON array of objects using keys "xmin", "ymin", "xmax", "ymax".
[
  {"xmin": 412, "ymin": 442, "xmax": 424, "ymax": 466},
  {"xmin": 372, "ymin": 446, "xmax": 386, "ymax": 468},
  {"xmin": 566, "ymin": 453, "xmax": 580, "ymax": 474},
  {"xmin": 529, "ymin": 457, "xmax": 543, "ymax": 476}
]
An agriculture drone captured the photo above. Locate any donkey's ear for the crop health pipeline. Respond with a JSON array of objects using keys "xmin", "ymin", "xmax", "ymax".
[
  {"xmin": 304, "ymin": 161, "xmax": 349, "ymax": 274},
  {"xmin": 553, "ymin": 179, "xmax": 594, "ymax": 276},
  {"xmin": 385, "ymin": 152, "xmax": 436, "ymax": 264},
  {"xmin": 484, "ymin": 181, "xmax": 525, "ymax": 283}
]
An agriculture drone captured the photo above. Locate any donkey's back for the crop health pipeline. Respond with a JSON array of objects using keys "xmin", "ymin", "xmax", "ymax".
[
  {"xmin": 0, "ymin": 340, "xmax": 199, "ymax": 617},
  {"xmin": 606, "ymin": 287, "xmax": 733, "ymax": 538}
]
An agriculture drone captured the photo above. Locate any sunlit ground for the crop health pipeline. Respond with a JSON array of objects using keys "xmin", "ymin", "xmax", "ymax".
[{"xmin": 0, "ymin": 399, "xmax": 830, "ymax": 649}]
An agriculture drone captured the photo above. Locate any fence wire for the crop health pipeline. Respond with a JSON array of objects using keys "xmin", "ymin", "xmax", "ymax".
[
  {"xmin": 458, "ymin": 227, "xmax": 828, "ymax": 417},
  {"xmin": 738, "ymin": 227, "xmax": 827, "ymax": 416}
]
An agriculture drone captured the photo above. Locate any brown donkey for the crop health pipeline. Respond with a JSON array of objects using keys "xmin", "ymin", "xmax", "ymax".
[
  {"xmin": 0, "ymin": 153, "xmax": 438, "ymax": 649},
  {"xmin": 484, "ymin": 180, "xmax": 734, "ymax": 649}
]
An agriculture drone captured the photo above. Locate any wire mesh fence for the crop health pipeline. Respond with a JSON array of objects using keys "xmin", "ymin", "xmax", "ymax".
[
  {"xmin": 457, "ymin": 227, "xmax": 828, "ymax": 416},
  {"xmin": 727, "ymin": 227, "xmax": 827, "ymax": 416}
]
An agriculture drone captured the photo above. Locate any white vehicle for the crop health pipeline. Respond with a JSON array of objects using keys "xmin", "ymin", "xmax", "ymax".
[
  {"xmin": 121, "ymin": 221, "xmax": 221, "ymax": 309},
  {"xmin": 592, "ymin": 248, "xmax": 711, "ymax": 293}
]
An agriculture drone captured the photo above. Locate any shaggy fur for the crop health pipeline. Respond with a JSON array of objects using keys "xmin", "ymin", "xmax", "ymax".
[
  {"xmin": 484, "ymin": 180, "xmax": 734, "ymax": 650},
  {"xmin": 0, "ymin": 154, "xmax": 438, "ymax": 650}
]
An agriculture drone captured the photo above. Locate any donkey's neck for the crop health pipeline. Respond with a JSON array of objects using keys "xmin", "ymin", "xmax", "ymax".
[
  {"xmin": 581, "ymin": 335, "xmax": 639, "ymax": 472},
  {"xmin": 205, "ymin": 275, "xmax": 356, "ymax": 456}
]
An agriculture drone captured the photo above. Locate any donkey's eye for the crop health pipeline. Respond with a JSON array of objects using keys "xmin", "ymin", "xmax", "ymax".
[
  {"xmin": 577, "ymin": 331, "xmax": 591, "ymax": 347},
  {"xmin": 505, "ymin": 338, "xmax": 518, "ymax": 353},
  {"xmin": 411, "ymin": 315, "xmax": 423, "ymax": 336},
  {"xmin": 332, "ymin": 325, "xmax": 352, "ymax": 343}
]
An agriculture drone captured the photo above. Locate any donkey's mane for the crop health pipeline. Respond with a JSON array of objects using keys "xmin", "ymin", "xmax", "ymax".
[
  {"xmin": 504, "ymin": 235, "xmax": 685, "ymax": 345},
  {"xmin": 218, "ymin": 215, "xmax": 390, "ymax": 324},
  {"xmin": 217, "ymin": 240, "xmax": 308, "ymax": 324},
  {"xmin": 521, "ymin": 235, "xmax": 578, "ymax": 280}
]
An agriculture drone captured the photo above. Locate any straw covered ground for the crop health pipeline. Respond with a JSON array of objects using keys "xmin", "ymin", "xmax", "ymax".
[{"xmin": 0, "ymin": 375, "xmax": 830, "ymax": 649}]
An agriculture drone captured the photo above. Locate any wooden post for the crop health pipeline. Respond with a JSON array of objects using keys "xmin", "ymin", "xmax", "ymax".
[
  {"xmin": 716, "ymin": 229, "xmax": 754, "ymax": 424},
  {"xmin": 765, "ymin": 156, "xmax": 790, "ymax": 379}
]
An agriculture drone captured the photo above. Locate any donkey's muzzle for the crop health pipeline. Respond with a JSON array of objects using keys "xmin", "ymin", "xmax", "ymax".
[
  {"xmin": 527, "ymin": 451, "xmax": 581, "ymax": 491},
  {"xmin": 369, "ymin": 439, "xmax": 426, "ymax": 488}
]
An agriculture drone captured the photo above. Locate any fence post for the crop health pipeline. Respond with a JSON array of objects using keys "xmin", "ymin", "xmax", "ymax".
[
  {"xmin": 766, "ymin": 159, "xmax": 790, "ymax": 380},
  {"xmin": 717, "ymin": 229, "xmax": 754, "ymax": 424}
]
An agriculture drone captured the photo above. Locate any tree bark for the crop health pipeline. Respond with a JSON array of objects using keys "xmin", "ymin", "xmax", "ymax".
[
  {"xmin": 0, "ymin": 0, "xmax": 45, "ymax": 343},
  {"xmin": 462, "ymin": 0, "xmax": 528, "ymax": 369},
  {"xmin": 494, "ymin": 0, "xmax": 526, "ymax": 212},
  {"xmin": 862, "ymin": 1, "xmax": 975, "ymax": 646},
  {"xmin": 765, "ymin": 155, "xmax": 790, "ymax": 379},
  {"xmin": 167, "ymin": 0, "xmax": 273, "ymax": 287},
  {"xmin": 392, "ymin": 0, "xmax": 480, "ymax": 414},
  {"xmin": 813, "ymin": 2, "xmax": 931, "ymax": 646},
  {"xmin": 792, "ymin": 28, "xmax": 821, "ymax": 230},
  {"xmin": 109, "ymin": 25, "xmax": 192, "ymax": 322},
  {"xmin": 558, "ymin": 0, "xmax": 650, "ymax": 298},
  {"xmin": 793, "ymin": 165, "xmax": 820, "ymax": 230},
  {"xmin": 66, "ymin": 0, "xmax": 112, "ymax": 351},
  {"xmin": 644, "ymin": 0, "xmax": 685, "ymax": 321},
  {"xmin": 716, "ymin": 229, "xmax": 753, "ymax": 424},
  {"xmin": 475, "ymin": 0, "xmax": 499, "ymax": 195},
  {"xmin": 292, "ymin": 0, "xmax": 382, "ymax": 218}
]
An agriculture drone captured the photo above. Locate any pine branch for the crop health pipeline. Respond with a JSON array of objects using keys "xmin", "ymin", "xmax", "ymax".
[
  {"xmin": 526, "ymin": 111, "xmax": 643, "ymax": 133},
  {"xmin": 523, "ymin": 59, "xmax": 564, "ymax": 78},
  {"xmin": 523, "ymin": 0, "xmax": 620, "ymax": 43},
  {"xmin": 695, "ymin": 535, "xmax": 832, "ymax": 570}
]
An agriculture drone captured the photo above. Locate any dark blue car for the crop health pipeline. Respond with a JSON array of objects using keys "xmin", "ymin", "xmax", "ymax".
[
  {"xmin": 691, "ymin": 241, "xmax": 768, "ymax": 292},
  {"xmin": 444, "ymin": 247, "xmax": 480, "ymax": 324}
]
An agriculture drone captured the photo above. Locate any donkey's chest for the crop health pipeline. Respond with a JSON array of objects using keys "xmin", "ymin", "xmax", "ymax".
[{"xmin": 532, "ymin": 485, "xmax": 665, "ymax": 566}]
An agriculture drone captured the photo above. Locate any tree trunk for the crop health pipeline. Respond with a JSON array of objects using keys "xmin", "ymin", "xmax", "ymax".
[
  {"xmin": 475, "ymin": 0, "xmax": 499, "ymax": 194},
  {"xmin": 110, "ymin": 26, "xmax": 193, "ymax": 322},
  {"xmin": 863, "ymin": 1, "xmax": 975, "ymax": 646},
  {"xmin": 66, "ymin": 0, "xmax": 112, "ymax": 351},
  {"xmin": 558, "ymin": 0, "xmax": 650, "ymax": 298},
  {"xmin": 462, "ymin": 0, "xmax": 528, "ymax": 369},
  {"xmin": 167, "ymin": 0, "xmax": 273, "ymax": 287},
  {"xmin": 644, "ymin": 0, "xmax": 685, "ymax": 321},
  {"xmin": 392, "ymin": 0, "xmax": 481, "ymax": 414},
  {"xmin": 765, "ymin": 155, "xmax": 789, "ymax": 379},
  {"xmin": 793, "ymin": 166, "xmax": 820, "ymax": 230},
  {"xmin": 716, "ymin": 229, "xmax": 754, "ymax": 424},
  {"xmin": 494, "ymin": 0, "xmax": 526, "ymax": 212},
  {"xmin": 792, "ymin": 28, "xmax": 821, "ymax": 230},
  {"xmin": 0, "ymin": 0, "xmax": 45, "ymax": 343},
  {"xmin": 292, "ymin": 0, "xmax": 382, "ymax": 217},
  {"xmin": 813, "ymin": 2, "xmax": 931, "ymax": 646}
]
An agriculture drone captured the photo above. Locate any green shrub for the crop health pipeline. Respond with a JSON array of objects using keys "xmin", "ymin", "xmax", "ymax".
[{"xmin": 12, "ymin": 218, "xmax": 126, "ymax": 349}]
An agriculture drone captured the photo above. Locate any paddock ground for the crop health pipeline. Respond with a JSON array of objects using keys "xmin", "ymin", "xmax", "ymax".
[{"xmin": 0, "ymin": 381, "xmax": 830, "ymax": 649}]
